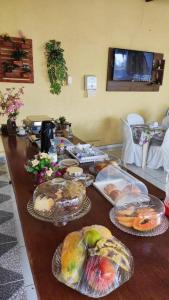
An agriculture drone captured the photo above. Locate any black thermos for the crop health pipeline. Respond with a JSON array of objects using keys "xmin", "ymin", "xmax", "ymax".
[{"xmin": 41, "ymin": 121, "xmax": 55, "ymax": 153}]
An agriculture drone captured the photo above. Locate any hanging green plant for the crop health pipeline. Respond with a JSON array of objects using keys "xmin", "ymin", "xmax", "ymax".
[{"xmin": 45, "ymin": 40, "xmax": 68, "ymax": 95}]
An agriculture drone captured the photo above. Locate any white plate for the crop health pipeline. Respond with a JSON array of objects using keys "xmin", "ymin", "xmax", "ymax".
[{"xmin": 59, "ymin": 158, "xmax": 79, "ymax": 167}]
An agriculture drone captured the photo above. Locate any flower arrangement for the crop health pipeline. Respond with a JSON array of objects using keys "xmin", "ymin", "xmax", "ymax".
[
  {"xmin": 25, "ymin": 152, "xmax": 65, "ymax": 184},
  {"xmin": 0, "ymin": 87, "xmax": 24, "ymax": 120}
]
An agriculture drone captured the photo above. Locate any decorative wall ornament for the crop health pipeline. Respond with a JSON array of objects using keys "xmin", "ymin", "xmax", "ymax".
[
  {"xmin": 45, "ymin": 40, "xmax": 68, "ymax": 95},
  {"xmin": 0, "ymin": 34, "xmax": 34, "ymax": 83}
]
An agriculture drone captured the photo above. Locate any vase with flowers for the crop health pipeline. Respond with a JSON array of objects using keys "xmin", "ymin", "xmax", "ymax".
[
  {"xmin": 25, "ymin": 152, "xmax": 66, "ymax": 185},
  {"xmin": 0, "ymin": 87, "xmax": 24, "ymax": 135}
]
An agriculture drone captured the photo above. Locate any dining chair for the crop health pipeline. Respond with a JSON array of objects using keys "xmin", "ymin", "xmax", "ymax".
[
  {"xmin": 126, "ymin": 113, "xmax": 144, "ymax": 125},
  {"xmin": 166, "ymin": 108, "xmax": 169, "ymax": 116},
  {"xmin": 121, "ymin": 119, "xmax": 143, "ymax": 167},
  {"xmin": 147, "ymin": 128, "xmax": 169, "ymax": 172},
  {"xmin": 161, "ymin": 115, "xmax": 169, "ymax": 129}
]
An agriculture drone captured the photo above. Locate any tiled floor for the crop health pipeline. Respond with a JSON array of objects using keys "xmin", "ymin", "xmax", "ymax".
[
  {"xmin": 98, "ymin": 144, "xmax": 166, "ymax": 192},
  {"xmin": 0, "ymin": 156, "xmax": 37, "ymax": 300}
]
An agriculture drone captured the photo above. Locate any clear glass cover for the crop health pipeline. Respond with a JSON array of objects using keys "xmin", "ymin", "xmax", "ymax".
[
  {"xmin": 33, "ymin": 178, "xmax": 86, "ymax": 219},
  {"xmin": 110, "ymin": 193, "xmax": 166, "ymax": 235},
  {"xmin": 52, "ymin": 225, "xmax": 134, "ymax": 298},
  {"xmin": 94, "ymin": 165, "xmax": 148, "ymax": 205}
]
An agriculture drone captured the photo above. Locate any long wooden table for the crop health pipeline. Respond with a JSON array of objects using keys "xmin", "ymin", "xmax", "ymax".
[{"xmin": 2, "ymin": 135, "xmax": 169, "ymax": 300}]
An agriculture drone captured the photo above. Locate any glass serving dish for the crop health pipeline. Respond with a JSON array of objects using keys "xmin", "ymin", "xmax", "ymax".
[
  {"xmin": 66, "ymin": 144, "xmax": 108, "ymax": 163},
  {"xmin": 32, "ymin": 178, "xmax": 87, "ymax": 225},
  {"xmin": 109, "ymin": 193, "xmax": 169, "ymax": 237},
  {"xmin": 52, "ymin": 225, "xmax": 134, "ymax": 298},
  {"xmin": 93, "ymin": 165, "xmax": 148, "ymax": 205}
]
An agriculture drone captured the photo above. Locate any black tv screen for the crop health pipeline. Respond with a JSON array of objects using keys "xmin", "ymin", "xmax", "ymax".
[{"xmin": 113, "ymin": 49, "xmax": 154, "ymax": 82}]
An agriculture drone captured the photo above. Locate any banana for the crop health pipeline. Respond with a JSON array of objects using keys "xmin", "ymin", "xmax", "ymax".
[{"xmin": 89, "ymin": 238, "xmax": 131, "ymax": 272}]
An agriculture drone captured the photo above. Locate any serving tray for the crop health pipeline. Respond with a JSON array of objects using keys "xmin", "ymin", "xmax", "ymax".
[
  {"xmin": 66, "ymin": 145, "xmax": 108, "ymax": 163},
  {"xmin": 109, "ymin": 208, "xmax": 169, "ymax": 237},
  {"xmin": 27, "ymin": 196, "xmax": 91, "ymax": 225}
]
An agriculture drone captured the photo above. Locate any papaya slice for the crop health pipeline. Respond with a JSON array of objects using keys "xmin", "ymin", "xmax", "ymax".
[
  {"xmin": 133, "ymin": 214, "xmax": 159, "ymax": 231},
  {"xmin": 117, "ymin": 216, "xmax": 135, "ymax": 228}
]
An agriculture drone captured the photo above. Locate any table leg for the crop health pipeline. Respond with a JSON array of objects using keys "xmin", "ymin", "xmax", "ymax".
[{"xmin": 142, "ymin": 142, "xmax": 149, "ymax": 168}]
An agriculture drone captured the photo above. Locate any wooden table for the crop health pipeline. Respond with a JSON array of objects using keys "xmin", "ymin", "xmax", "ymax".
[{"xmin": 2, "ymin": 135, "xmax": 169, "ymax": 300}]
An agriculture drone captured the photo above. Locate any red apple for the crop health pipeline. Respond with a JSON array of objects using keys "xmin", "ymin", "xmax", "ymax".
[{"xmin": 85, "ymin": 256, "xmax": 115, "ymax": 292}]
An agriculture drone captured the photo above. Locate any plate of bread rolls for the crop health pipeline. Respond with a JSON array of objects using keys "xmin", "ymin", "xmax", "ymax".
[{"xmin": 93, "ymin": 180, "xmax": 142, "ymax": 205}]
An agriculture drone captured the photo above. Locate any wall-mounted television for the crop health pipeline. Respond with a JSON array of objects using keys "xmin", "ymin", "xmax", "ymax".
[{"xmin": 112, "ymin": 48, "xmax": 154, "ymax": 82}]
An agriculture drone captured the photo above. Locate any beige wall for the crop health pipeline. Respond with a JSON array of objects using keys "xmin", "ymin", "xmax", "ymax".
[{"xmin": 0, "ymin": 0, "xmax": 169, "ymax": 145}]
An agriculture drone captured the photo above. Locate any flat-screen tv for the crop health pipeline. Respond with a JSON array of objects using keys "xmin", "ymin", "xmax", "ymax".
[{"xmin": 112, "ymin": 48, "xmax": 154, "ymax": 82}]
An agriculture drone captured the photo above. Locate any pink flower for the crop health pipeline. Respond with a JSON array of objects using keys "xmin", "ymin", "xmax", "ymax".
[{"xmin": 0, "ymin": 87, "xmax": 24, "ymax": 119}]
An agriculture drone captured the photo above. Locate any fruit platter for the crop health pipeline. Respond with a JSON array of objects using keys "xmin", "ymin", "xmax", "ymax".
[
  {"xmin": 93, "ymin": 165, "xmax": 148, "ymax": 205},
  {"xmin": 52, "ymin": 225, "xmax": 134, "ymax": 298},
  {"xmin": 66, "ymin": 144, "xmax": 108, "ymax": 163},
  {"xmin": 110, "ymin": 193, "xmax": 169, "ymax": 237}
]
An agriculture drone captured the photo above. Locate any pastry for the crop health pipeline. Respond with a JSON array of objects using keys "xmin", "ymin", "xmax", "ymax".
[
  {"xmin": 109, "ymin": 190, "xmax": 122, "ymax": 201},
  {"xmin": 34, "ymin": 195, "xmax": 54, "ymax": 215},
  {"xmin": 34, "ymin": 180, "xmax": 86, "ymax": 215},
  {"xmin": 122, "ymin": 184, "xmax": 141, "ymax": 194},
  {"xmin": 61, "ymin": 231, "xmax": 86, "ymax": 285},
  {"xmin": 104, "ymin": 184, "xmax": 118, "ymax": 195},
  {"xmin": 66, "ymin": 166, "xmax": 83, "ymax": 177}
]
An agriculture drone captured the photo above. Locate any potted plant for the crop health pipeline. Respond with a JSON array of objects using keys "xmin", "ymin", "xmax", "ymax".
[
  {"xmin": 0, "ymin": 34, "xmax": 13, "ymax": 46},
  {"xmin": 45, "ymin": 40, "xmax": 68, "ymax": 94},
  {"xmin": 22, "ymin": 64, "xmax": 31, "ymax": 78},
  {"xmin": 25, "ymin": 152, "xmax": 65, "ymax": 184},
  {"xmin": 0, "ymin": 87, "xmax": 24, "ymax": 135},
  {"xmin": 11, "ymin": 47, "xmax": 27, "ymax": 62}
]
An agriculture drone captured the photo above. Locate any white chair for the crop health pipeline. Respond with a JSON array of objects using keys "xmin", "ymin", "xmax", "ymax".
[
  {"xmin": 121, "ymin": 119, "xmax": 143, "ymax": 167},
  {"xmin": 161, "ymin": 116, "xmax": 169, "ymax": 129},
  {"xmin": 147, "ymin": 128, "xmax": 169, "ymax": 172},
  {"xmin": 127, "ymin": 113, "xmax": 144, "ymax": 125},
  {"xmin": 166, "ymin": 108, "xmax": 169, "ymax": 116}
]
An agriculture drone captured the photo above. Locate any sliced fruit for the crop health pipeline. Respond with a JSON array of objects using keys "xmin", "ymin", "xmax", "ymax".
[{"xmin": 133, "ymin": 214, "xmax": 160, "ymax": 231}]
